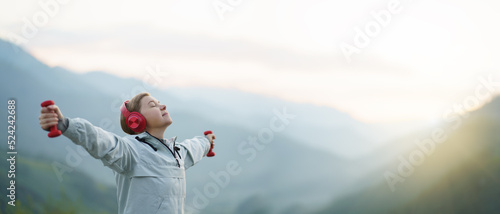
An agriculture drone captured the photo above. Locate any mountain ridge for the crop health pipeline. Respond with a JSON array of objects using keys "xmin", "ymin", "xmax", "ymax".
[
  {"xmin": 315, "ymin": 95, "xmax": 500, "ymax": 214},
  {"xmin": 0, "ymin": 38, "xmax": 373, "ymax": 213}
]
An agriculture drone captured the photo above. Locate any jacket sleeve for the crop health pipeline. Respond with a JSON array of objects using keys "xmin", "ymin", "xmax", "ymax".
[
  {"xmin": 177, "ymin": 136, "xmax": 211, "ymax": 170},
  {"xmin": 61, "ymin": 117, "xmax": 137, "ymax": 174}
]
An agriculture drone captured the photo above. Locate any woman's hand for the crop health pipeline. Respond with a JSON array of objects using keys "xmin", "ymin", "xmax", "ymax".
[
  {"xmin": 206, "ymin": 133, "xmax": 216, "ymax": 148},
  {"xmin": 39, "ymin": 104, "xmax": 64, "ymax": 131}
]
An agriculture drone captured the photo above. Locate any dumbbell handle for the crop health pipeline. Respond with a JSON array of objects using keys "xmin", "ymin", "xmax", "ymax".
[
  {"xmin": 41, "ymin": 100, "xmax": 62, "ymax": 138},
  {"xmin": 204, "ymin": 130, "xmax": 215, "ymax": 157}
]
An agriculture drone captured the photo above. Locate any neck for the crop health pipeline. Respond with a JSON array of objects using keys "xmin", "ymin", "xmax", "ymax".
[{"xmin": 145, "ymin": 127, "xmax": 166, "ymax": 140}]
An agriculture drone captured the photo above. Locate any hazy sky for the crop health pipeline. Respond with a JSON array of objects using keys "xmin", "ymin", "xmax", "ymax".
[{"xmin": 1, "ymin": 0, "xmax": 499, "ymax": 123}]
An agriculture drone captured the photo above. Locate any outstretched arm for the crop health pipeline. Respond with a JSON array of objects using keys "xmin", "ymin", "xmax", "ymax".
[
  {"xmin": 178, "ymin": 134, "xmax": 215, "ymax": 170},
  {"xmin": 39, "ymin": 104, "xmax": 136, "ymax": 173}
]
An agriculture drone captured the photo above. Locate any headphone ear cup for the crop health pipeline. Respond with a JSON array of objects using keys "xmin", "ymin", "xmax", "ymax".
[{"xmin": 127, "ymin": 112, "xmax": 147, "ymax": 133}]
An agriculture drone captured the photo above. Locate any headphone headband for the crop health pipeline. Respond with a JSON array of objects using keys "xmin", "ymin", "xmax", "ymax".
[{"xmin": 120, "ymin": 100, "xmax": 131, "ymax": 118}]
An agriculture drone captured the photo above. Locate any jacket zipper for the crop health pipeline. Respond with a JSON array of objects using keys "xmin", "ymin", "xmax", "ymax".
[{"xmin": 145, "ymin": 132, "xmax": 181, "ymax": 168}]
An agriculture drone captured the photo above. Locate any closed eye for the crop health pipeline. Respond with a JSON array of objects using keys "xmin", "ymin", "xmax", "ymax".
[{"xmin": 149, "ymin": 100, "xmax": 162, "ymax": 108}]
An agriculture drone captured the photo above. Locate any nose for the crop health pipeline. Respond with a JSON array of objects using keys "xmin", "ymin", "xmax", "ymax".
[{"xmin": 160, "ymin": 104, "xmax": 166, "ymax": 111}]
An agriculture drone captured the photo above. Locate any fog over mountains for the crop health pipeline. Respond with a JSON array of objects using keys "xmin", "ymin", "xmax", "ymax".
[
  {"xmin": 0, "ymin": 39, "xmax": 391, "ymax": 213},
  {"xmin": 3, "ymin": 38, "xmax": 498, "ymax": 214}
]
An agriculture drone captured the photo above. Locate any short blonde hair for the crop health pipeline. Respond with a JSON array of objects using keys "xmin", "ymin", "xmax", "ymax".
[{"xmin": 120, "ymin": 92, "xmax": 150, "ymax": 135}]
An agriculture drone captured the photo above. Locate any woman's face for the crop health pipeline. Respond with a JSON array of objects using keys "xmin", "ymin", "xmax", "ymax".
[{"xmin": 139, "ymin": 96, "xmax": 172, "ymax": 129}]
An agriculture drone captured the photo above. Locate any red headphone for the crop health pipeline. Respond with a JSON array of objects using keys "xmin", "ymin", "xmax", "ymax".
[{"xmin": 120, "ymin": 100, "xmax": 147, "ymax": 133}]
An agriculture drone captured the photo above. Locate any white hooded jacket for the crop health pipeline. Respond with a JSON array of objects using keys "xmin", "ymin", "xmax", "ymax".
[{"xmin": 60, "ymin": 117, "xmax": 211, "ymax": 214}]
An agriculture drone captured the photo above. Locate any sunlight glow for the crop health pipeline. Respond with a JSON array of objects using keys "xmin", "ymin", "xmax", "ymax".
[{"xmin": 2, "ymin": 0, "xmax": 500, "ymax": 123}]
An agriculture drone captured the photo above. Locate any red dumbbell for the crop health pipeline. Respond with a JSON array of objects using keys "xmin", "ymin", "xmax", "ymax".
[
  {"xmin": 204, "ymin": 130, "xmax": 215, "ymax": 157},
  {"xmin": 41, "ymin": 100, "xmax": 62, "ymax": 138}
]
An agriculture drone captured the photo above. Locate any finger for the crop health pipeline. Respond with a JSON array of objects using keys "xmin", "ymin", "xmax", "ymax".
[
  {"xmin": 48, "ymin": 105, "xmax": 59, "ymax": 113},
  {"xmin": 40, "ymin": 119, "xmax": 59, "ymax": 130},
  {"xmin": 41, "ymin": 121, "xmax": 58, "ymax": 129},
  {"xmin": 41, "ymin": 121, "xmax": 58, "ymax": 130},
  {"xmin": 41, "ymin": 107, "xmax": 58, "ymax": 115},
  {"xmin": 41, "ymin": 107, "xmax": 52, "ymax": 113},
  {"xmin": 40, "ymin": 115, "xmax": 59, "ymax": 123},
  {"xmin": 50, "ymin": 105, "xmax": 63, "ymax": 118},
  {"xmin": 39, "ymin": 113, "xmax": 58, "ymax": 120},
  {"xmin": 40, "ymin": 112, "xmax": 58, "ymax": 117},
  {"xmin": 40, "ymin": 117, "xmax": 59, "ymax": 125},
  {"xmin": 44, "ymin": 105, "xmax": 64, "ymax": 119},
  {"xmin": 41, "ymin": 124, "xmax": 56, "ymax": 131}
]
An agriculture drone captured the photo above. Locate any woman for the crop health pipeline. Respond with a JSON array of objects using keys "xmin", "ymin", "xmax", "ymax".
[{"xmin": 39, "ymin": 92, "xmax": 216, "ymax": 214}]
